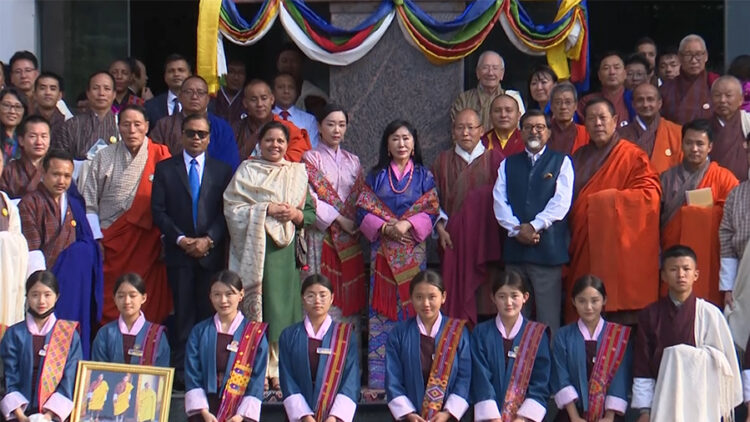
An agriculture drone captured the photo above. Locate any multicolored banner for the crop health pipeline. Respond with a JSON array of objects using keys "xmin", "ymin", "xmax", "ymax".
[{"xmin": 197, "ymin": 0, "xmax": 589, "ymax": 93}]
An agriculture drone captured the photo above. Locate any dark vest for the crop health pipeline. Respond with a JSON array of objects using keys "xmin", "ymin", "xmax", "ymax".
[{"xmin": 503, "ymin": 148, "xmax": 570, "ymax": 265}]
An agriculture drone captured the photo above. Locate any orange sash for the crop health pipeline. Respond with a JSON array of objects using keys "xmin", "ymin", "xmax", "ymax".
[
  {"xmin": 421, "ymin": 318, "xmax": 466, "ymax": 419},
  {"xmin": 37, "ymin": 320, "xmax": 78, "ymax": 412},
  {"xmin": 313, "ymin": 323, "xmax": 353, "ymax": 421},
  {"xmin": 586, "ymin": 323, "xmax": 630, "ymax": 422}
]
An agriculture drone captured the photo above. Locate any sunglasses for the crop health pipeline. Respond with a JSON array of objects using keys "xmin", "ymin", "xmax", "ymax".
[{"xmin": 183, "ymin": 129, "xmax": 209, "ymax": 139}]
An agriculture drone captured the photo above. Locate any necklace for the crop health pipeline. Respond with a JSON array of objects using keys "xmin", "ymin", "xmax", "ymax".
[{"xmin": 388, "ymin": 164, "xmax": 413, "ymax": 194}]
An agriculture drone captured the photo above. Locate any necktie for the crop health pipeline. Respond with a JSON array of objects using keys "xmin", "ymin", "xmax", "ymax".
[
  {"xmin": 280, "ymin": 110, "xmax": 290, "ymax": 120},
  {"xmin": 189, "ymin": 158, "xmax": 200, "ymax": 229},
  {"xmin": 172, "ymin": 97, "xmax": 180, "ymax": 115}
]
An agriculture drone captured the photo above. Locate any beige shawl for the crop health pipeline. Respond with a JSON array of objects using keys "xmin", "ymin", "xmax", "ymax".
[
  {"xmin": 724, "ymin": 237, "xmax": 750, "ymax": 351},
  {"xmin": 223, "ymin": 158, "xmax": 308, "ymax": 321},
  {"xmin": 0, "ymin": 191, "xmax": 28, "ymax": 326}
]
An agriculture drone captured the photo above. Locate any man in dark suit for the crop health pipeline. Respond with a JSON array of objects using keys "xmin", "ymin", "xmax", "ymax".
[
  {"xmin": 144, "ymin": 54, "xmax": 191, "ymax": 126},
  {"xmin": 151, "ymin": 113, "xmax": 233, "ymax": 388}
]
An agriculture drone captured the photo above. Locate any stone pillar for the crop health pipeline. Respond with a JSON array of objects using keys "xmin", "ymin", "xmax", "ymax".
[{"xmin": 329, "ymin": 1, "xmax": 465, "ymax": 169}]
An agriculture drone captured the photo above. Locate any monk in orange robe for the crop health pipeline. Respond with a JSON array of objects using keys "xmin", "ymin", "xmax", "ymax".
[
  {"xmin": 480, "ymin": 94, "xmax": 524, "ymax": 156},
  {"xmin": 548, "ymin": 82, "xmax": 588, "ymax": 155},
  {"xmin": 620, "ymin": 83, "xmax": 683, "ymax": 174},
  {"xmin": 660, "ymin": 119, "xmax": 739, "ymax": 306},
  {"xmin": 568, "ymin": 98, "xmax": 662, "ymax": 323}
]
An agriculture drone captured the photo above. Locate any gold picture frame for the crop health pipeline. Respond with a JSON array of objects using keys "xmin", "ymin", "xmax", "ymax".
[{"xmin": 70, "ymin": 361, "xmax": 174, "ymax": 422}]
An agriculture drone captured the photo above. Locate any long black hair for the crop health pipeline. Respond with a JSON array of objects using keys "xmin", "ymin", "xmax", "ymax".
[{"xmin": 371, "ymin": 119, "xmax": 424, "ymax": 172}]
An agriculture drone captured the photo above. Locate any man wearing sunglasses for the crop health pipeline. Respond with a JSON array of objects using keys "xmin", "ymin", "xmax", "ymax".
[{"xmin": 151, "ymin": 113, "xmax": 233, "ymax": 390}]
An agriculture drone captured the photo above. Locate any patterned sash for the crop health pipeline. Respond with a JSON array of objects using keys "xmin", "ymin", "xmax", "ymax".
[
  {"xmin": 37, "ymin": 320, "xmax": 79, "ymax": 412},
  {"xmin": 586, "ymin": 323, "xmax": 631, "ymax": 422},
  {"xmin": 216, "ymin": 321, "xmax": 268, "ymax": 422},
  {"xmin": 356, "ymin": 185, "xmax": 439, "ymax": 320},
  {"xmin": 139, "ymin": 323, "xmax": 166, "ymax": 366},
  {"xmin": 421, "ymin": 318, "xmax": 466, "ymax": 420},
  {"xmin": 313, "ymin": 323, "xmax": 354, "ymax": 421},
  {"xmin": 305, "ymin": 162, "xmax": 366, "ymax": 316},
  {"xmin": 501, "ymin": 321, "xmax": 546, "ymax": 422}
]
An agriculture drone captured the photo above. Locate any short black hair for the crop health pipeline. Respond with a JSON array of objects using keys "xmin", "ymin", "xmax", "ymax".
[
  {"xmin": 258, "ymin": 121, "xmax": 289, "ymax": 141},
  {"xmin": 210, "ymin": 269, "xmax": 243, "ymax": 292},
  {"xmin": 181, "ymin": 113, "xmax": 211, "ymax": 131},
  {"xmin": 0, "ymin": 87, "xmax": 29, "ymax": 117},
  {"xmin": 520, "ymin": 109, "xmax": 551, "ymax": 128},
  {"xmin": 9, "ymin": 50, "xmax": 38, "ymax": 70},
  {"xmin": 42, "ymin": 149, "xmax": 74, "ymax": 171},
  {"xmin": 625, "ymin": 53, "xmax": 652, "ymax": 73},
  {"xmin": 661, "ymin": 244, "xmax": 698, "ymax": 267},
  {"xmin": 119, "ymin": 104, "xmax": 148, "ymax": 122},
  {"xmin": 583, "ymin": 97, "xmax": 616, "ymax": 118},
  {"xmin": 656, "ymin": 47, "xmax": 679, "ymax": 66},
  {"xmin": 17, "ymin": 115, "xmax": 50, "ymax": 138},
  {"xmin": 114, "ymin": 273, "xmax": 146, "ymax": 295},
  {"xmin": 35, "ymin": 71, "xmax": 64, "ymax": 92},
  {"xmin": 163, "ymin": 53, "xmax": 192, "ymax": 72},
  {"xmin": 681, "ymin": 118, "xmax": 713, "ymax": 143},
  {"xmin": 301, "ymin": 274, "xmax": 333, "ymax": 295},
  {"xmin": 635, "ymin": 36, "xmax": 657, "ymax": 49},
  {"xmin": 110, "ymin": 57, "xmax": 135, "ymax": 73},
  {"xmin": 597, "ymin": 51, "xmax": 624, "ymax": 70},
  {"xmin": 409, "ymin": 270, "xmax": 445, "ymax": 296},
  {"xmin": 492, "ymin": 269, "xmax": 529, "ymax": 295},
  {"xmin": 315, "ymin": 103, "xmax": 349, "ymax": 124},
  {"xmin": 87, "ymin": 70, "xmax": 115, "ymax": 90},
  {"xmin": 272, "ymin": 72, "xmax": 298, "ymax": 90},
  {"xmin": 26, "ymin": 270, "xmax": 58, "ymax": 296},
  {"xmin": 571, "ymin": 274, "xmax": 607, "ymax": 300}
]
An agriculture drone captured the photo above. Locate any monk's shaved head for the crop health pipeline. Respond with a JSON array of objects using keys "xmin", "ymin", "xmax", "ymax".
[
  {"xmin": 632, "ymin": 83, "xmax": 663, "ymax": 121},
  {"xmin": 491, "ymin": 94, "xmax": 519, "ymax": 112},
  {"xmin": 711, "ymin": 75, "xmax": 743, "ymax": 96},
  {"xmin": 711, "ymin": 75, "xmax": 744, "ymax": 120},
  {"xmin": 633, "ymin": 83, "xmax": 661, "ymax": 100}
]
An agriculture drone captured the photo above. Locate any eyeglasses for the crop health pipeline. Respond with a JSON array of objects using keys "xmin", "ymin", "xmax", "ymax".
[
  {"xmin": 183, "ymin": 129, "xmax": 209, "ymax": 139},
  {"xmin": 522, "ymin": 124, "xmax": 548, "ymax": 132},
  {"xmin": 679, "ymin": 51, "xmax": 706, "ymax": 61},
  {"xmin": 0, "ymin": 102, "xmax": 23, "ymax": 112},
  {"xmin": 626, "ymin": 72, "xmax": 647, "ymax": 79},
  {"xmin": 303, "ymin": 292, "xmax": 331, "ymax": 303},
  {"xmin": 454, "ymin": 125, "xmax": 480, "ymax": 132},
  {"xmin": 12, "ymin": 67, "xmax": 35, "ymax": 76},
  {"xmin": 182, "ymin": 89, "xmax": 208, "ymax": 97}
]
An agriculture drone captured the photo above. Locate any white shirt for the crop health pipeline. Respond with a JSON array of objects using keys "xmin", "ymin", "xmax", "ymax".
[
  {"xmin": 273, "ymin": 105, "xmax": 320, "ymax": 148},
  {"xmin": 492, "ymin": 145, "xmax": 574, "ymax": 236},
  {"xmin": 167, "ymin": 90, "xmax": 180, "ymax": 115},
  {"xmin": 183, "ymin": 150, "xmax": 206, "ymax": 184}
]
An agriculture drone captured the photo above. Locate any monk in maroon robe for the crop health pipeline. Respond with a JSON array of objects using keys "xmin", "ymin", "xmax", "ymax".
[
  {"xmin": 577, "ymin": 53, "xmax": 632, "ymax": 126},
  {"xmin": 432, "ymin": 109, "xmax": 504, "ymax": 324},
  {"xmin": 480, "ymin": 94, "xmax": 524, "ymax": 156},
  {"xmin": 0, "ymin": 115, "xmax": 50, "ymax": 198},
  {"xmin": 659, "ymin": 35, "xmax": 720, "ymax": 125},
  {"xmin": 548, "ymin": 82, "xmax": 588, "ymax": 155},
  {"xmin": 708, "ymin": 76, "xmax": 749, "ymax": 181}
]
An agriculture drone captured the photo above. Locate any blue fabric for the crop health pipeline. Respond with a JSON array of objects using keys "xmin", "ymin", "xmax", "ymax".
[
  {"xmin": 278, "ymin": 321, "xmax": 361, "ymax": 414},
  {"xmin": 185, "ymin": 316, "xmax": 268, "ymax": 400},
  {"xmin": 222, "ymin": 0, "xmax": 273, "ymax": 31},
  {"xmin": 551, "ymin": 321, "xmax": 632, "ymax": 412},
  {"xmin": 515, "ymin": 0, "xmax": 573, "ymax": 34},
  {"xmin": 0, "ymin": 319, "xmax": 82, "ymax": 412},
  {"xmin": 403, "ymin": 0, "xmax": 494, "ymax": 32},
  {"xmin": 207, "ymin": 113, "xmax": 241, "ymax": 171},
  {"xmin": 291, "ymin": 0, "xmax": 394, "ymax": 36},
  {"xmin": 503, "ymin": 149, "xmax": 570, "ymax": 266},
  {"xmin": 356, "ymin": 164, "xmax": 437, "ymax": 225},
  {"xmin": 385, "ymin": 316, "xmax": 471, "ymax": 413},
  {"xmin": 189, "ymin": 159, "xmax": 200, "ymax": 229},
  {"xmin": 624, "ymin": 88, "xmax": 636, "ymax": 122},
  {"xmin": 470, "ymin": 318, "xmax": 551, "ymax": 410},
  {"xmin": 91, "ymin": 320, "xmax": 171, "ymax": 367},
  {"xmin": 51, "ymin": 182, "xmax": 103, "ymax": 359}
]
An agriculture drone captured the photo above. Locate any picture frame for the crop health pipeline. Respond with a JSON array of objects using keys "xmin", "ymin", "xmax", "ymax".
[{"xmin": 70, "ymin": 361, "xmax": 174, "ymax": 422}]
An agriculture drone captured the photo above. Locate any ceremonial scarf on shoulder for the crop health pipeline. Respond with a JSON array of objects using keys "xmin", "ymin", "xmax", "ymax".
[
  {"xmin": 305, "ymin": 161, "xmax": 366, "ymax": 316},
  {"xmin": 586, "ymin": 323, "xmax": 630, "ymax": 422},
  {"xmin": 356, "ymin": 185, "xmax": 439, "ymax": 320},
  {"xmin": 421, "ymin": 318, "xmax": 466, "ymax": 420},
  {"xmin": 216, "ymin": 321, "xmax": 268, "ymax": 421},
  {"xmin": 501, "ymin": 321, "xmax": 546, "ymax": 421},
  {"xmin": 659, "ymin": 160, "xmax": 710, "ymax": 227},
  {"xmin": 139, "ymin": 323, "xmax": 166, "ymax": 366},
  {"xmin": 37, "ymin": 319, "xmax": 79, "ymax": 412},
  {"xmin": 314, "ymin": 323, "xmax": 354, "ymax": 421}
]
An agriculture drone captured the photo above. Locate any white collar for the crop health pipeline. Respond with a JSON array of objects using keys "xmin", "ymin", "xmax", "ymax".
[
  {"xmin": 635, "ymin": 115, "xmax": 648, "ymax": 131},
  {"xmin": 167, "ymin": 90, "xmax": 178, "ymax": 103},
  {"xmin": 26, "ymin": 313, "xmax": 57, "ymax": 336},
  {"xmin": 576, "ymin": 317, "xmax": 605, "ymax": 341},
  {"xmin": 213, "ymin": 312, "xmax": 244, "ymax": 335},
  {"xmin": 495, "ymin": 314, "xmax": 523, "ymax": 339},
  {"xmin": 183, "ymin": 150, "xmax": 206, "ymax": 168},
  {"xmin": 304, "ymin": 315, "xmax": 333, "ymax": 340},
  {"xmin": 453, "ymin": 142, "xmax": 486, "ymax": 165},
  {"xmin": 525, "ymin": 145, "xmax": 547, "ymax": 160},
  {"xmin": 118, "ymin": 312, "xmax": 146, "ymax": 336},
  {"xmin": 717, "ymin": 117, "xmax": 726, "ymax": 127},
  {"xmin": 273, "ymin": 105, "xmax": 298, "ymax": 115},
  {"xmin": 416, "ymin": 313, "xmax": 443, "ymax": 338}
]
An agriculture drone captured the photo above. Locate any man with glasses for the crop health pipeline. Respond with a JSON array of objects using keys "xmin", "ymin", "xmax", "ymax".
[
  {"xmin": 660, "ymin": 34, "xmax": 720, "ymax": 124},
  {"xmin": 492, "ymin": 109, "xmax": 573, "ymax": 334},
  {"xmin": 432, "ymin": 108, "xmax": 505, "ymax": 325},
  {"xmin": 151, "ymin": 113, "xmax": 233, "ymax": 390},
  {"xmin": 548, "ymin": 82, "xmax": 588, "ymax": 155},
  {"xmin": 567, "ymin": 97, "xmax": 662, "ymax": 324},
  {"xmin": 150, "ymin": 75, "xmax": 240, "ymax": 170},
  {"xmin": 451, "ymin": 50, "xmax": 525, "ymax": 133},
  {"xmin": 624, "ymin": 54, "xmax": 652, "ymax": 91},
  {"xmin": 9, "ymin": 50, "xmax": 74, "ymax": 119}
]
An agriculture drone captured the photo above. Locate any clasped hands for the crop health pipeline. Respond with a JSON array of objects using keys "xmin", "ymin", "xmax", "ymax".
[
  {"xmin": 381, "ymin": 218, "xmax": 414, "ymax": 244},
  {"xmin": 514, "ymin": 223, "xmax": 540, "ymax": 246},
  {"xmin": 179, "ymin": 236, "xmax": 212, "ymax": 258},
  {"xmin": 268, "ymin": 202, "xmax": 304, "ymax": 225}
]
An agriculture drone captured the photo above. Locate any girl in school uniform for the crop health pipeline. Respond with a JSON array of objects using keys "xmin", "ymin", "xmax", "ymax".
[
  {"xmin": 471, "ymin": 269, "xmax": 551, "ymax": 422},
  {"xmin": 279, "ymin": 274, "xmax": 360, "ymax": 422},
  {"xmin": 385, "ymin": 270, "xmax": 471, "ymax": 422},
  {"xmin": 551, "ymin": 275, "xmax": 632, "ymax": 422},
  {"xmin": 0, "ymin": 270, "xmax": 82, "ymax": 421},
  {"xmin": 184, "ymin": 270, "xmax": 269, "ymax": 422},
  {"xmin": 91, "ymin": 273, "xmax": 170, "ymax": 367}
]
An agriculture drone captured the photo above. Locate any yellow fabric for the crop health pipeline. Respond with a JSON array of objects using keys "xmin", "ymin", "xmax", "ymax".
[
  {"xmin": 88, "ymin": 381, "xmax": 109, "ymax": 411},
  {"xmin": 547, "ymin": 43, "xmax": 571, "ymax": 80},
  {"xmin": 137, "ymin": 388, "xmax": 157, "ymax": 422},
  {"xmin": 554, "ymin": 0, "xmax": 583, "ymax": 21},
  {"xmin": 113, "ymin": 382, "xmax": 134, "ymax": 416},
  {"xmin": 197, "ymin": 0, "xmax": 222, "ymax": 94}
]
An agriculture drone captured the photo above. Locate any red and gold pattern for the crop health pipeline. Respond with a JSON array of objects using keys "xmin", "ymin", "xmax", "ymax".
[
  {"xmin": 421, "ymin": 318, "xmax": 466, "ymax": 420},
  {"xmin": 586, "ymin": 323, "xmax": 630, "ymax": 422},
  {"xmin": 313, "ymin": 323, "xmax": 353, "ymax": 421},
  {"xmin": 501, "ymin": 321, "xmax": 546, "ymax": 421},
  {"xmin": 37, "ymin": 320, "xmax": 79, "ymax": 412}
]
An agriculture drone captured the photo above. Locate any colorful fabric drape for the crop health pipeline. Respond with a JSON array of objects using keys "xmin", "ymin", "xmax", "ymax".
[{"xmin": 196, "ymin": 0, "xmax": 590, "ymax": 93}]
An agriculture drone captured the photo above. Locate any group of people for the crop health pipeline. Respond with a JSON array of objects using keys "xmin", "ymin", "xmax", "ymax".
[{"xmin": 0, "ymin": 31, "xmax": 750, "ymax": 422}]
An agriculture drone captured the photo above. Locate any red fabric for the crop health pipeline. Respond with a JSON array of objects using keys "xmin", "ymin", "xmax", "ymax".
[
  {"xmin": 101, "ymin": 141, "xmax": 172, "ymax": 323},
  {"xmin": 567, "ymin": 140, "xmax": 662, "ymax": 321},
  {"xmin": 660, "ymin": 162, "xmax": 739, "ymax": 305},
  {"xmin": 275, "ymin": 115, "xmax": 311, "ymax": 163},
  {"xmin": 481, "ymin": 129, "xmax": 524, "ymax": 157},
  {"xmin": 549, "ymin": 121, "xmax": 588, "ymax": 155},
  {"xmin": 659, "ymin": 71, "xmax": 716, "ymax": 125},
  {"xmin": 577, "ymin": 88, "xmax": 629, "ymax": 126}
]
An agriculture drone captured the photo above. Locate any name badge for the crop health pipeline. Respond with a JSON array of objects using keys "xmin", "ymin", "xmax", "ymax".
[
  {"xmin": 39, "ymin": 344, "xmax": 48, "ymax": 357},
  {"xmin": 227, "ymin": 341, "xmax": 239, "ymax": 353},
  {"xmin": 507, "ymin": 346, "xmax": 519, "ymax": 359},
  {"xmin": 128, "ymin": 345, "xmax": 143, "ymax": 357},
  {"xmin": 316, "ymin": 347, "xmax": 332, "ymax": 355}
]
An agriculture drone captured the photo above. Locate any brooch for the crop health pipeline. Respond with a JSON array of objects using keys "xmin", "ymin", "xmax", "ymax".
[
  {"xmin": 702, "ymin": 103, "xmax": 710, "ymax": 110},
  {"xmin": 110, "ymin": 136, "xmax": 117, "ymax": 144},
  {"xmin": 544, "ymin": 173, "xmax": 554, "ymax": 179},
  {"xmin": 71, "ymin": 220, "xmax": 77, "ymax": 227},
  {"xmin": 1, "ymin": 208, "xmax": 7, "ymax": 217},
  {"xmin": 665, "ymin": 148, "xmax": 672, "ymax": 157},
  {"xmin": 148, "ymin": 174, "xmax": 154, "ymax": 182}
]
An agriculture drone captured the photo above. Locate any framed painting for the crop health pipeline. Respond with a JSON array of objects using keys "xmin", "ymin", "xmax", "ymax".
[{"xmin": 70, "ymin": 361, "xmax": 174, "ymax": 422}]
